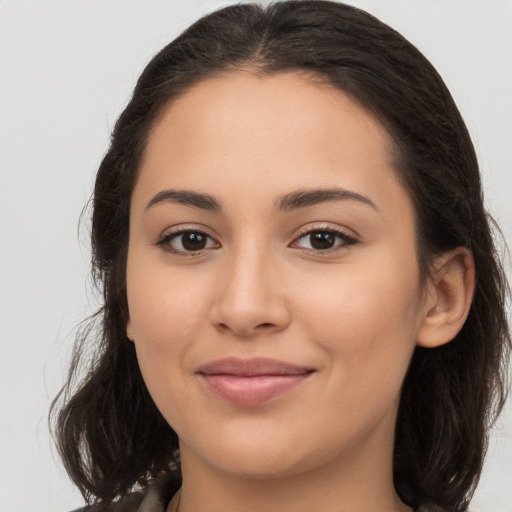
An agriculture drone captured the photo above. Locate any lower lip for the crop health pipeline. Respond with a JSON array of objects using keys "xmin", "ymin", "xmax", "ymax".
[{"xmin": 199, "ymin": 373, "xmax": 312, "ymax": 406}]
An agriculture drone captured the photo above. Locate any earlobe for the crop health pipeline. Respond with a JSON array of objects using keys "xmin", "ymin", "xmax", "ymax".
[
  {"xmin": 126, "ymin": 320, "xmax": 134, "ymax": 342},
  {"xmin": 417, "ymin": 248, "xmax": 475, "ymax": 348}
]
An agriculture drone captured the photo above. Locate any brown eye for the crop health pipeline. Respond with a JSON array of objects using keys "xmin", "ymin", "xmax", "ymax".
[
  {"xmin": 180, "ymin": 232, "xmax": 208, "ymax": 251},
  {"xmin": 309, "ymin": 232, "xmax": 336, "ymax": 250},
  {"xmin": 293, "ymin": 229, "xmax": 358, "ymax": 252},
  {"xmin": 159, "ymin": 230, "xmax": 219, "ymax": 254}
]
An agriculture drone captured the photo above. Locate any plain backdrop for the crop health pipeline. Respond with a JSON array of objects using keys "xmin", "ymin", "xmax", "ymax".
[{"xmin": 0, "ymin": 1, "xmax": 511, "ymax": 511}]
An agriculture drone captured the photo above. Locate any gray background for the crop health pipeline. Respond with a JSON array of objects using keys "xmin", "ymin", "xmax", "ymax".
[{"xmin": 0, "ymin": 1, "xmax": 511, "ymax": 510}]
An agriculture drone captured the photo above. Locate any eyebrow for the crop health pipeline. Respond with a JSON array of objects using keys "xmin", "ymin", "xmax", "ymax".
[
  {"xmin": 146, "ymin": 189, "xmax": 222, "ymax": 212},
  {"xmin": 276, "ymin": 188, "xmax": 378, "ymax": 212},
  {"xmin": 145, "ymin": 187, "xmax": 377, "ymax": 213}
]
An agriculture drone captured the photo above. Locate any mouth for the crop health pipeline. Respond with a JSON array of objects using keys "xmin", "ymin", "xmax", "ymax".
[{"xmin": 196, "ymin": 357, "xmax": 316, "ymax": 406}]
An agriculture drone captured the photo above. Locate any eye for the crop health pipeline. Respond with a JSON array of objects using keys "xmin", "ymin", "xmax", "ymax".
[
  {"xmin": 157, "ymin": 230, "xmax": 219, "ymax": 254},
  {"xmin": 292, "ymin": 228, "xmax": 358, "ymax": 252}
]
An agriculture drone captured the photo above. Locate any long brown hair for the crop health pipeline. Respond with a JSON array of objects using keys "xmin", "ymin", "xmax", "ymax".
[{"xmin": 51, "ymin": 2, "xmax": 511, "ymax": 510}]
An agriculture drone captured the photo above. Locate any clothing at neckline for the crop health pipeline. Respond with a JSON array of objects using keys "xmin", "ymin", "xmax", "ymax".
[{"xmin": 72, "ymin": 471, "xmax": 438, "ymax": 512}]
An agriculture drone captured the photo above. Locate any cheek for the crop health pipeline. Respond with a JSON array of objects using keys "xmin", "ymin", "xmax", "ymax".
[
  {"xmin": 127, "ymin": 273, "xmax": 209, "ymax": 429},
  {"xmin": 295, "ymin": 253, "xmax": 422, "ymax": 382},
  {"xmin": 127, "ymin": 258, "xmax": 210, "ymax": 346},
  {"xmin": 126, "ymin": 257, "xmax": 214, "ymax": 407},
  {"xmin": 297, "ymin": 270, "xmax": 420, "ymax": 445}
]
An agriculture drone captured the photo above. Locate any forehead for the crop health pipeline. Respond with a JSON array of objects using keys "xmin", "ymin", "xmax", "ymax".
[
  {"xmin": 145, "ymin": 70, "xmax": 394, "ymax": 167},
  {"xmin": 135, "ymin": 71, "xmax": 410, "ymax": 220}
]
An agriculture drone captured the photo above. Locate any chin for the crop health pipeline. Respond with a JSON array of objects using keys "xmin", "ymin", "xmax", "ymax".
[
  {"xmin": 212, "ymin": 454, "xmax": 309, "ymax": 481},
  {"xmin": 185, "ymin": 430, "xmax": 328, "ymax": 481}
]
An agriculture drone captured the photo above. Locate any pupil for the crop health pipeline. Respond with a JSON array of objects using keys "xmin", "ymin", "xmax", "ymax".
[
  {"xmin": 310, "ymin": 232, "xmax": 335, "ymax": 250},
  {"xmin": 182, "ymin": 232, "xmax": 206, "ymax": 251}
]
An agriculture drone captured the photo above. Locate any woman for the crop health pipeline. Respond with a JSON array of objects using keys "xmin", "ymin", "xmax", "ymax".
[{"xmin": 51, "ymin": 1, "xmax": 511, "ymax": 511}]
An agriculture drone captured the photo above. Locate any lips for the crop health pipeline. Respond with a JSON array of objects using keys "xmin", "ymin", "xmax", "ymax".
[{"xmin": 196, "ymin": 357, "xmax": 315, "ymax": 406}]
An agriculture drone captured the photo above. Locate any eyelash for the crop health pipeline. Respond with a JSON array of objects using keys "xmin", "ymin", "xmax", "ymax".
[
  {"xmin": 156, "ymin": 226, "xmax": 358, "ymax": 256},
  {"xmin": 156, "ymin": 229, "xmax": 219, "ymax": 256},
  {"xmin": 292, "ymin": 226, "xmax": 359, "ymax": 254}
]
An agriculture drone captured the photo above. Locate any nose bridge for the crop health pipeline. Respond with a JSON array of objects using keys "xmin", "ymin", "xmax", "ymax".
[{"xmin": 211, "ymin": 237, "xmax": 290, "ymax": 336}]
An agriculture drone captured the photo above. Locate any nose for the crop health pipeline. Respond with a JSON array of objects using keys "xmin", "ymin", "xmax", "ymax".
[{"xmin": 209, "ymin": 246, "xmax": 292, "ymax": 337}]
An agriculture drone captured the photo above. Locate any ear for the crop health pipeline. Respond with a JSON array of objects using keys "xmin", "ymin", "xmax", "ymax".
[
  {"xmin": 126, "ymin": 319, "xmax": 134, "ymax": 342},
  {"xmin": 417, "ymin": 248, "xmax": 475, "ymax": 348}
]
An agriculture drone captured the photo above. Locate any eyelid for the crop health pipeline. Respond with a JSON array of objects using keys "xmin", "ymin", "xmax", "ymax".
[
  {"xmin": 153, "ymin": 222, "xmax": 359, "ymax": 256},
  {"xmin": 294, "ymin": 222, "xmax": 358, "ymax": 239},
  {"xmin": 290, "ymin": 223, "xmax": 359, "ymax": 253},
  {"xmin": 155, "ymin": 224, "xmax": 221, "ymax": 256}
]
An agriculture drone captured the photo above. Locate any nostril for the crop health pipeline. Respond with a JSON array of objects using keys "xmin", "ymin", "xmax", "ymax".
[{"xmin": 215, "ymin": 321, "xmax": 277, "ymax": 335}]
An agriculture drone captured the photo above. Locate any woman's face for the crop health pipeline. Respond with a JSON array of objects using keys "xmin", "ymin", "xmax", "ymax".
[{"xmin": 126, "ymin": 71, "xmax": 429, "ymax": 479}]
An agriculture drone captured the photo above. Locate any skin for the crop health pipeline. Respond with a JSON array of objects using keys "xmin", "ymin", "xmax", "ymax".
[{"xmin": 126, "ymin": 71, "xmax": 474, "ymax": 512}]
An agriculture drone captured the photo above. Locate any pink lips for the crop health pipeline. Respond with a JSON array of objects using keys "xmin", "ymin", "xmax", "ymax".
[{"xmin": 196, "ymin": 357, "xmax": 314, "ymax": 406}]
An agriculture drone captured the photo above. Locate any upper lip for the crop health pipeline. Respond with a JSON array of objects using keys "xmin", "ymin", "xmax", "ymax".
[{"xmin": 196, "ymin": 357, "xmax": 315, "ymax": 376}]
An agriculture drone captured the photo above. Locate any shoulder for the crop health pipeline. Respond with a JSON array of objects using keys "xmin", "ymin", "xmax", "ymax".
[
  {"xmin": 70, "ymin": 472, "xmax": 181, "ymax": 512},
  {"xmin": 70, "ymin": 492, "xmax": 144, "ymax": 512}
]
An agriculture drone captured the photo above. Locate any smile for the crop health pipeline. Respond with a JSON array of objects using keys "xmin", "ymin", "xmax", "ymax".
[{"xmin": 196, "ymin": 357, "xmax": 315, "ymax": 406}]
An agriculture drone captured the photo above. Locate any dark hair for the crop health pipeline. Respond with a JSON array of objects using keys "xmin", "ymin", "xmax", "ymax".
[{"xmin": 51, "ymin": 1, "xmax": 511, "ymax": 510}]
